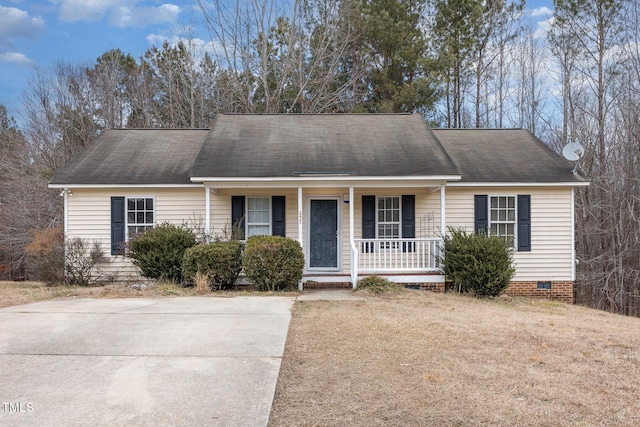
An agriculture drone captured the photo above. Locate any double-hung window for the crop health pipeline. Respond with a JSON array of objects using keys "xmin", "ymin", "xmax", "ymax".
[
  {"xmin": 475, "ymin": 194, "xmax": 531, "ymax": 251},
  {"xmin": 377, "ymin": 196, "xmax": 400, "ymax": 248},
  {"xmin": 247, "ymin": 197, "xmax": 270, "ymax": 237},
  {"xmin": 111, "ymin": 196, "xmax": 155, "ymax": 255},
  {"xmin": 127, "ymin": 197, "xmax": 154, "ymax": 237},
  {"xmin": 231, "ymin": 195, "xmax": 286, "ymax": 239},
  {"xmin": 490, "ymin": 196, "xmax": 516, "ymax": 247}
]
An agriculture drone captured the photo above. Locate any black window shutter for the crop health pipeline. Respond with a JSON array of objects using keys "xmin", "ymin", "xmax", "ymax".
[
  {"xmin": 231, "ymin": 196, "xmax": 245, "ymax": 240},
  {"xmin": 111, "ymin": 197, "xmax": 125, "ymax": 255},
  {"xmin": 517, "ymin": 195, "xmax": 531, "ymax": 251},
  {"xmin": 362, "ymin": 195, "xmax": 376, "ymax": 253},
  {"xmin": 474, "ymin": 195, "xmax": 488, "ymax": 234},
  {"xmin": 402, "ymin": 195, "xmax": 416, "ymax": 252},
  {"xmin": 272, "ymin": 196, "xmax": 286, "ymax": 237},
  {"xmin": 401, "ymin": 195, "xmax": 415, "ymax": 238}
]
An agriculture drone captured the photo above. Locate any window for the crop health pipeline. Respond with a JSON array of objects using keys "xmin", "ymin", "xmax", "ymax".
[
  {"xmin": 377, "ymin": 196, "xmax": 400, "ymax": 239},
  {"xmin": 231, "ymin": 196, "xmax": 286, "ymax": 239},
  {"xmin": 489, "ymin": 196, "xmax": 515, "ymax": 247},
  {"xmin": 377, "ymin": 196, "xmax": 400, "ymax": 249},
  {"xmin": 247, "ymin": 197, "xmax": 270, "ymax": 237},
  {"xmin": 475, "ymin": 194, "xmax": 531, "ymax": 252},
  {"xmin": 127, "ymin": 197, "xmax": 154, "ymax": 237}
]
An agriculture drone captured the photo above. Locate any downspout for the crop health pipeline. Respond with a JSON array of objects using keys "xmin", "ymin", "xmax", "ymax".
[{"xmin": 349, "ymin": 186, "xmax": 358, "ymax": 288}]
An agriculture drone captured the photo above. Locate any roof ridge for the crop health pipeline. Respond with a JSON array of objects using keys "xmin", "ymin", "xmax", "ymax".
[
  {"xmin": 108, "ymin": 128, "xmax": 210, "ymax": 131},
  {"xmin": 432, "ymin": 128, "xmax": 524, "ymax": 131},
  {"xmin": 217, "ymin": 112, "xmax": 413, "ymax": 116}
]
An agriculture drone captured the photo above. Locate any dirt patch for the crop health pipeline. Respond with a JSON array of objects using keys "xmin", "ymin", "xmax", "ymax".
[{"xmin": 269, "ymin": 290, "xmax": 640, "ymax": 426}]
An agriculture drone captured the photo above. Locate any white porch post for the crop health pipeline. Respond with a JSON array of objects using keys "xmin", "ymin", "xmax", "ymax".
[
  {"xmin": 205, "ymin": 186, "xmax": 210, "ymax": 242},
  {"xmin": 349, "ymin": 186, "xmax": 356, "ymax": 288},
  {"xmin": 298, "ymin": 187, "xmax": 303, "ymax": 291},
  {"xmin": 571, "ymin": 187, "xmax": 575, "ymax": 281},
  {"xmin": 440, "ymin": 184, "xmax": 446, "ymax": 237}
]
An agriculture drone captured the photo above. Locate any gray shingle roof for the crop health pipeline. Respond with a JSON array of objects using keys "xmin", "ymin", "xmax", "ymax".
[
  {"xmin": 432, "ymin": 129, "xmax": 587, "ymax": 184},
  {"xmin": 190, "ymin": 114, "xmax": 461, "ymax": 178},
  {"xmin": 49, "ymin": 117, "xmax": 586, "ymax": 187},
  {"xmin": 49, "ymin": 129, "xmax": 209, "ymax": 185}
]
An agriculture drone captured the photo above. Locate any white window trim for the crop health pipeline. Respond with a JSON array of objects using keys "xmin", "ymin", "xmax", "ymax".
[
  {"xmin": 125, "ymin": 196, "xmax": 156, "ymax": 241},
  {"xmin": 376, "ymin": 196, "xmax": 402, "ymax": 239},
  {"xmin": 246, "ymin": 196, "xmax": 271, "ymax": 238},
  {"xmin": 488, "ymin": 194, "xmax": 517, "ymax": 248}
]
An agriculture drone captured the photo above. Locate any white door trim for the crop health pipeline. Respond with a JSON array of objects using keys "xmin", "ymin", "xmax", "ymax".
[{"xmin": 305, "ymin": 196, "xmax": 342, "ymax": 273}]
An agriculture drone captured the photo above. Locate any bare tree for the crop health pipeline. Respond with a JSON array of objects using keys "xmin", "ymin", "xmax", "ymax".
[
  {"xmin": 197, "ymin": 0, "xmax": 366, "ymax": 113},
  {"xmin": 551, "ymin": 0, "xmax": 633, "ymax": 314},
  {"xmin": 88, "ymin": 49, "xmax": 137, "ymax": 128},
  {"xmin": 472, "ymin": 0, "xmax": 524, "ymax": 128}
]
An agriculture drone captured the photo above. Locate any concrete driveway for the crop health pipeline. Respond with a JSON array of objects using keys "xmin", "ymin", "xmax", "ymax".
[{"xmin": 0, "ymin": 296, "xmax": 295, "ymax": 427}]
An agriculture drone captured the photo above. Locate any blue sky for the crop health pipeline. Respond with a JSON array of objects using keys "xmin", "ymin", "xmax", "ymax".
[{"xmin": 0, "ymin": 0, "xmax": 554, "ymax": 118}]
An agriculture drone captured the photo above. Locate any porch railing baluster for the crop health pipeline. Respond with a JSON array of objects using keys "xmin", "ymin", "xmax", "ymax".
[{"xmin": 353, "ymin": 238, "xmax": 443, "ymax": 274}]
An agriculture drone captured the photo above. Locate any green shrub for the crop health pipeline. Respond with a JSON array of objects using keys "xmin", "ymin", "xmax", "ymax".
[
  {"xmin": 127, "ymin": 223, "xmax": 197, "ymax": 282},
  {"xmin": 356, "ymin": 275, "xmax": 401, "ymax": 294},
  {"xmin": 182, "ymin": 241, "xmax": 244, "ymax": 290},
  {"xmin": 242, "ymin": 236, "xmax": 304, "ymax": 291},
  {"xmin": 442, "ymin": 228, "xmax": 515, "ymax": 297}
]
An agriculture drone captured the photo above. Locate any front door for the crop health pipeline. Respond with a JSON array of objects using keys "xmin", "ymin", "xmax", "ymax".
[{"xmin": 309, "ymin": 199, "xmax": 338, "ymax": 268}]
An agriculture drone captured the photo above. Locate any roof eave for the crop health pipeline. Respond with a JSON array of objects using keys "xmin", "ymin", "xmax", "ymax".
[
  {"xmin": 48, "ymin": 183, "xmax": 204, "ymax": 189},
  {"xmin": 446, "ymin": 181, "xmax": 590, "ymax": 187},
  {"xmin": 190, "ymin": 175, "xmax": 462, "ymax": 183}
]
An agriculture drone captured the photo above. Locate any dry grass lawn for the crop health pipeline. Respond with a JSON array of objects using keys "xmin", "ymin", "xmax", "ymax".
[{"xmin": 269, "ymin": 290, "xmax": 640, "ymax": 426}]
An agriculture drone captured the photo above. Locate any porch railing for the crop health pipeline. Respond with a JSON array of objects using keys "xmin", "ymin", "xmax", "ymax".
[{"xmin": 352, "ymin": 238, "xmax": 443, "ymax": 278}]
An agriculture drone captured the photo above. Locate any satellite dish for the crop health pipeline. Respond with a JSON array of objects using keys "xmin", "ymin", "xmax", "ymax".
[
  {"xmin": 562, "ymin": 142, "xmax": 585, "ymax": 161},
  {"xmin": 562, "ymin": 141, "xmax": 585, "ymax": 174}
]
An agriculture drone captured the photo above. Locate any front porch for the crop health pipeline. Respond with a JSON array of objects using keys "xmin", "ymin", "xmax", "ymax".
[{"xmin": 203, "ymin": 182, "xmax": 450, "ymax": 290}]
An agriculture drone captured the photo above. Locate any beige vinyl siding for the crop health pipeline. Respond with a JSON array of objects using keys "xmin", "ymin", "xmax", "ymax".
[
  {"xmin": 445, "ymin": 187, "xmax": 574, "ymax": 281},
  {"xmin": 67, "ymin": 188, "xmax": 205, "ymax": 279},
  {"xmin": 67, "ymin": 185, "xmax": 573, "ymax": 282}
]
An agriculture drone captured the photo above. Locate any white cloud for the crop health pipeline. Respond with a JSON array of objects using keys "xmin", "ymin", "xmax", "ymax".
[
  {"xmin": 534, "ymin": 17, "xmax": 554, "ymax": 40},
  {"xmin": 57, "ymin": 0, "xmax": 118, "ymax": 22},
  {"xmin": 0, "ymin": 51, "xmax": 36, "ymax": 67},
  {"xmin": 530, "ymin": 7, "xmax": 553, "ymax": 18},
  {"xmin": 57, "ymin": 0, "xmax": 180, "ymax": 27},
  {"xmin": 111, "ymin": 4, "xmax": 180, "ymax": 28},
  {"xmin": 0, "ymin": 6, "xmax": 45, "ymax": 48}
]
